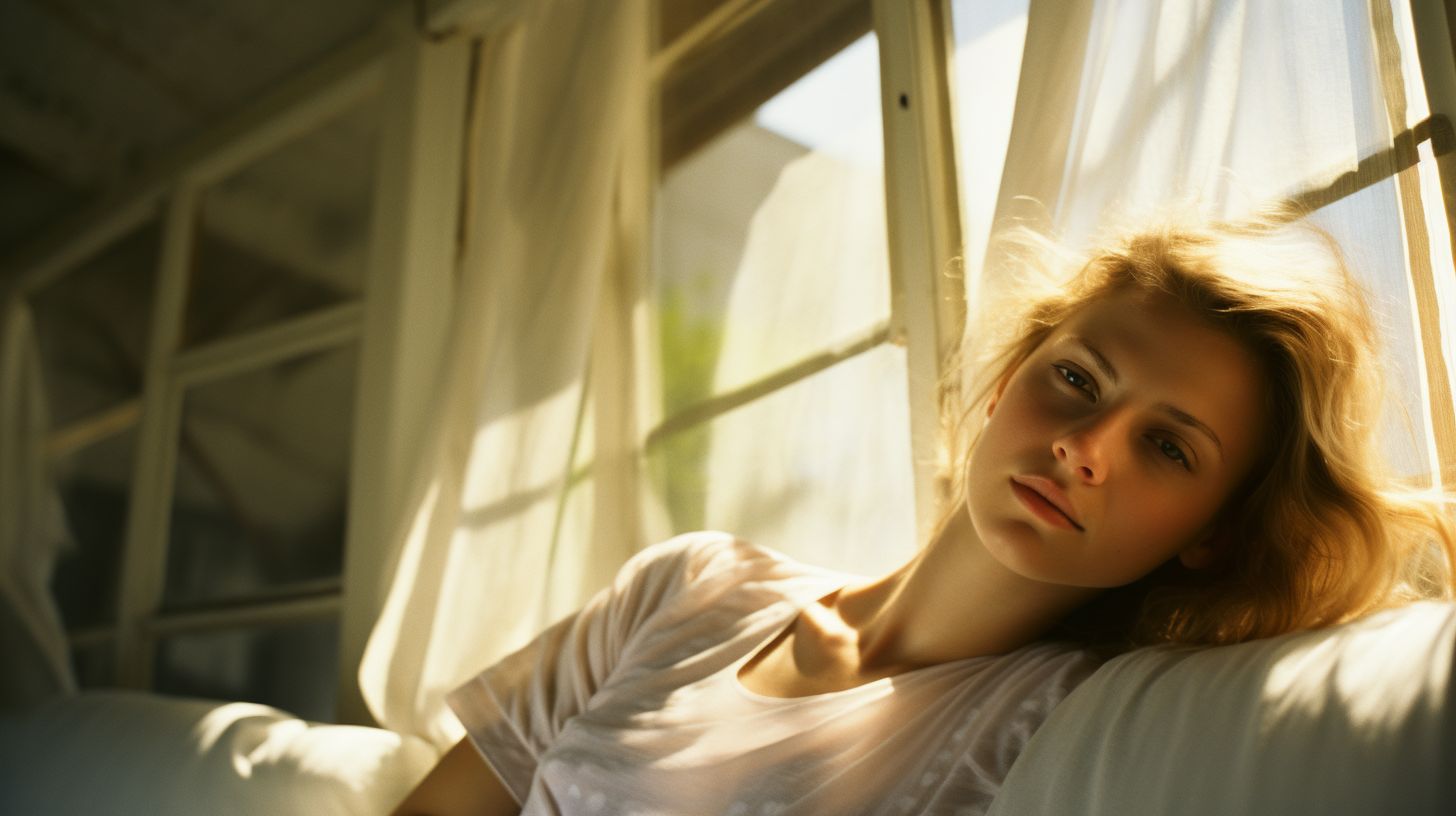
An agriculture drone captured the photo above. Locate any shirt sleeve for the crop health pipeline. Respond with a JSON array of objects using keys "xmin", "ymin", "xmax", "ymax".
[{"xmin": 445, "ymin": 531, "xmax": 736, "ymax": 803}]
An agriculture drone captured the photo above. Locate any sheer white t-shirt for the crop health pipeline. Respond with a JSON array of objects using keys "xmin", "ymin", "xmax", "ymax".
[{"xmin": 448, "ymin": 531, "xmax": 1100, "ymax": 815}]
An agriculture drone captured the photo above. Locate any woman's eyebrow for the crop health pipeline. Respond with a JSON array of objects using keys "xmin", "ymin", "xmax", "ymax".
[
  {"xmin": 1160, "ymin": 403, "xmax": 1225, "ymax": 461},
  {"xmin": 1071, "ymin": 336, "xmax": 1225, "ymax": 461},
  {"xmin": 1071, "ymin": 336, "xmax": 1120, "ymax": 385}
]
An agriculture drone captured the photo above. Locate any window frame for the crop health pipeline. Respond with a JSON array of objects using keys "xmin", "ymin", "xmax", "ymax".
[{"xmin": 6, "ymin": 10, "xmax": 471, "ymax": 725}]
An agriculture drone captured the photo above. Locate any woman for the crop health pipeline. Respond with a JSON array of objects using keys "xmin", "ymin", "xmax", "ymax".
[{"xmin": 391, "ymin": 213, "xmax": 1456, "ymax": 815}]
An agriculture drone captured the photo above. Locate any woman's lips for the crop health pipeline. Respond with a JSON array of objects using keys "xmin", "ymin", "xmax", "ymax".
[{"xmin": 1009, "ymin": 476, "xmax": 1084, "ymax": 531}]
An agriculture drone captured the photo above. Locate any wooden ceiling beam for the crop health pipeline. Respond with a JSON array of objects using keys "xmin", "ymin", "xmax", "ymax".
[{"xmin": 658, "ymin": 0, "xmax": 871, "ymax": 169}]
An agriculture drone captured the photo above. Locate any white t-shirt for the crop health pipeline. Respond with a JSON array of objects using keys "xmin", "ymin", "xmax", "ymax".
[{"xmin": 448, "ymin": 531, "xmax": 1100, "ymax": 815}]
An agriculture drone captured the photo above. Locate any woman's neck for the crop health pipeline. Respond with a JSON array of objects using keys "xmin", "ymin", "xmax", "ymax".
[
  {"xmin": 738, "ymin": 505, "xmax": 1102, "ymax": 697},
  {"xmin": 831, "ymin": 505, "xmax": 1100, "ymax": 673}
]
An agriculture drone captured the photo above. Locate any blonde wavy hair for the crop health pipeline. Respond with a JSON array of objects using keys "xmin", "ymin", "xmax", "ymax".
[{"xmin": 942, "ymin": 209, "xmax": 1456, "ymax": 651}]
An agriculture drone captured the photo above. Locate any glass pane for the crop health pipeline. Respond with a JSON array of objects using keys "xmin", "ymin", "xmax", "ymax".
[
  {"xmin": 29, "ymin": 221, "xmax": 160, "ymax": 629},
  {"xmin": 164, "ymin": 344, "xmax": 357, "ymax": 607},
  {"xmin": 50, "ymin": 425, "xmax": 139, "ymax": 629},
  {"xmin": 186, "ymin": 93, "xmax": 379, "ymax": 348},
  {"xmin": 28, "ymin": 221, "xmax": 159, "ymax": 428},
  {"xmin": 653, "ymin": 33, "xmax": 889, "ymax": 531},
  {"xmin": 656, "ymin": 33, "xmax": 888, "ymax": 398},
  {"xmin": 650, "ymin": 344, "xmax": 916, "ymax": 577},
  {"xmin": 154, "ymin": 618, "xmax": 338, "ymax": 721},
  {"xmin": 949, "ymin": 0, "xmax": 1030, "ymax": 283}
]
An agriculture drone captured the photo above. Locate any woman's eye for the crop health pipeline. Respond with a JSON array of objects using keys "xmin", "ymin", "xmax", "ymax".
[
  {"xmin": 1151, "ymin": 436, "xmax": 1191, "ymax": 470},
  {"xmin": 1052, "ymin": 364, "xmax": 1097, "ymax": 399}
]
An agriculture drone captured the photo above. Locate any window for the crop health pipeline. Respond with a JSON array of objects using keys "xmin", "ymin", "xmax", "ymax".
[
  {"xmin": 28, "ymin": 58, "xmax": 386, "ymax": 723},
  {"xmin": 652, "ymin": 27, "xmax": 915, "ymax": 574}
]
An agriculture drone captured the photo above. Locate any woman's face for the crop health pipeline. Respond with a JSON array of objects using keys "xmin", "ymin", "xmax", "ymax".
[{"xmin": 964, "ymin": 288, "xmax": 1269, "ymax": 589}]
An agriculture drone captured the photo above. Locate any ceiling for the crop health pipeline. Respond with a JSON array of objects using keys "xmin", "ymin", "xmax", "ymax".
[{"xmin": 0, "ymin": 0, "xmax": 401, "ymax": 254}]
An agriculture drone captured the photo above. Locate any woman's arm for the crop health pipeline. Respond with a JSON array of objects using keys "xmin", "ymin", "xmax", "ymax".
[{"xmin": 389, "ymin": 737, "xmax": 520, "ymax": 816}]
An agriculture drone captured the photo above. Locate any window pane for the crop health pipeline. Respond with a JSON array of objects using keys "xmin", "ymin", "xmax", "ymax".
[
  {"xmin": 656, "ymin": 33, "xmax": 888, "ymax": 400},
  {"xmin": 29, "ymin": 221, "xmax": 161, "ymax": 630},
  {"xmin": 28, "ymin": 221, "xmax": 159, "ymax": 428},
  {"xmin": 50, "ymin": 425, "xmax": 139, "ymax": 630},
  {"xmin": 164, "ymin": 344, "xmax": 357, "ymax": 607},
  {"xmin": 154, "ymin": 618, "xmax": 338, "ymax": 721},
  {"xmin": 653, "ymin": 33, "xmax": 891, "ymax": 532},
  {"xmin": 186, "ymin": 92, "xmax": 379, "ymax": 349}
]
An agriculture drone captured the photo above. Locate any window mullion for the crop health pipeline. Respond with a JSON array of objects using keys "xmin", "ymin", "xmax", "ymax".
[
  {"xmin": 150, "ymin": 591, "xmax": 341, "ymax": 639},
  {"xmin": 645, "ymin": 321, "xmax": 893, "ymax": 448},
  {"xmin": 873, "ymin": 0, "xmax": 965, "ymax": 542},
  {"xmin": 171, "ymin": 300, "xmax": 363, "ymax": 389},
  {"xmin": 113, "ymin": 186, "xmax": 195, "ymax": 690}
]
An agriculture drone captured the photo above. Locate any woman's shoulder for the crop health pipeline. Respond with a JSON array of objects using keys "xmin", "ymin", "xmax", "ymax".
[{"xmin": 599, "ymin": 533, "xmax": 824, "ymax": 646}]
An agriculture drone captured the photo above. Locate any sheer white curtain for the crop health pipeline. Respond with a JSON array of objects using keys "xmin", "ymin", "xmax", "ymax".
[
  {"xmin": 358, "ymin": 0, "xmax": 650, "ymax": 744},
  {"xmin": 977, "ymin": 0, "xmax": 1443, "ymax": 479}
]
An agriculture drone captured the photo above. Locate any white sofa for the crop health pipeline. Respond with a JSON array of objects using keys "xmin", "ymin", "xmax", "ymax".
[
  {"xmin": 2, "ymin": 601, "xmax": 1452, "ymax": 815},
  {"xmin": 989, "ymin": 601, "xmax": 1456, "ymax": 815}
]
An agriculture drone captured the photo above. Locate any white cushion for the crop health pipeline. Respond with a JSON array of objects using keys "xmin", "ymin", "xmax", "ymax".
[
  {"xmin": 989, "ymin": 601, "xmax": 1456, "ymax": 816},
  {"xmin": 0, "ymin": 690, "xmax": 438, "ymax": 815}
]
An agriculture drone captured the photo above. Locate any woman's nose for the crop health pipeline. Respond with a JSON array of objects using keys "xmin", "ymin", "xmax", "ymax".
[{"xmin": 1053, "ymin": 423, "xmax": 1111, "ymax": 485}]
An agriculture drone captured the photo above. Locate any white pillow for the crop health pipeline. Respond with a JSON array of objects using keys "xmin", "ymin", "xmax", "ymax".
[
  {"xmin": 988, "ymin": 601, "xmax": 1456, "ymax": 816},
  {"xmin": 0, "ymin": 690, "xmax": 439, "ymax": 816}
]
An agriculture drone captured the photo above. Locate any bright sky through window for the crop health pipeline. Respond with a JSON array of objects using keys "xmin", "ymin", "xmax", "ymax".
[{"xmin": 754, "ymin": 34, "xmax": 883, "ymax": 169}]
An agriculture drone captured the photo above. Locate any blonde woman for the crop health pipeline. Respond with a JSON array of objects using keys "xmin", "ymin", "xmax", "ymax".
[{"xmin": 391, "ymin": 213, "xmax": 1455, "ymax": 815}]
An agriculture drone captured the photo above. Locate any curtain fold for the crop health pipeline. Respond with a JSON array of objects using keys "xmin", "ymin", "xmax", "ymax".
[
  {"xmin": 0, "ymin": 293, "xmax": 75, "ymax": 705},
  {"xmin": 358, "ymin": 0, "xmax": 650, "ymax": 744},
  {"xmin": 991, "ymin": 0, "xmax": 1384, "ymax": 241}
]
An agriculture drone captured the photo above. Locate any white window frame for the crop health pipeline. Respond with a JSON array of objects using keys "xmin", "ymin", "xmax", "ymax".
[{"xmin": 9, "ymin": 9, "xmax": 470, "ymax": 724}]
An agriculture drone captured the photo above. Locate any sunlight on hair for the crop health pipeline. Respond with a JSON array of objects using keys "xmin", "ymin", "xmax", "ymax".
[{"xmin": 938, "ymin": 207, "xmax": 1456, "ymax": 650}]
